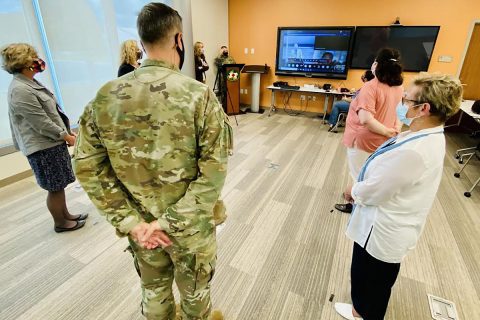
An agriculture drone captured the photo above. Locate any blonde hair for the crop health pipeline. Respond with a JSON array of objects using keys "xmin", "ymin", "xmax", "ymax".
[
  {"xmin": 413, "ymin": 72, "xmax": 463, "ymax": 122},
  {"xmin": 120, "ymin": 40, "xmax": 140, "ymax": 66},
  {"xmin": 1, "ymin": 43, "xmax": 38, "ymax": 74},
  {"xmin": 194, "ymin": 42, "xmax": 203, "ymax": 57}
]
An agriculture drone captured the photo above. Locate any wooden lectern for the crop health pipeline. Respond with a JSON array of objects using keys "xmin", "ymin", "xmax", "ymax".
[{"xmin": 221, "ymin": 63, "xmax": 244, "ymax": 115}]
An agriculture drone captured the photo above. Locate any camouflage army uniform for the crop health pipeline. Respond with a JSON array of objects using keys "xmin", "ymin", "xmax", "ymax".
[
  {"xmin": 214, "ymin": 55, "xmax": 236, "ymax": 69},
  {"xmin": 73, "ymin": 59, "xmax": 233, "ymax": 320},
  {"xmin": 214, "ymin": 55, "xmax": 236, "ymax": 108}
]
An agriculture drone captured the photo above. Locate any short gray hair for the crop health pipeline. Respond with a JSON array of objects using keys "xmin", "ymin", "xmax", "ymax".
[{"xmin": 413, "ymin": 72, "xmax": 463, "ymax": 122}]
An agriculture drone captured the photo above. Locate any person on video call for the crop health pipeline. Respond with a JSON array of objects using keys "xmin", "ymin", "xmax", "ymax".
[{"xmin": 293, "ymin": 43, "xmax": 303, "ymax": 59}]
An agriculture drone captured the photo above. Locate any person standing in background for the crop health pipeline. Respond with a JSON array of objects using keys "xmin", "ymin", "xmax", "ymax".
[
  {"xmin": 214, "ymin": 46, "xmax": 235, "ymax": 106},
  {"xmin": 73, "ymin": 2, "xmax": 232, "ymax": 319},
  {"xmin": 1, "ymin": 43, "xmax": 87, "ymax": 233},
  {"xmin": 194, "ymin": 41, "xmax": 209, "ymax": 83},
  {"xmin": 214, "ymin": 45, "xmax": 235, "ymax": 69},
  {"xmin": 328, "ymin": 70, "xmax": 375, "ymax": 132},
  {"xmin": 118, "ymin": 39, "xmax": 143, "ymax": 77},
  {"xmin": 335, "ymin": 48, "xmax": 404, "ymax": 214}
]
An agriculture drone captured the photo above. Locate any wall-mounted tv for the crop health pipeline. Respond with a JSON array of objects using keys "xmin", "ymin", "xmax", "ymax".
[
  {"xmin": 350, "ymin": 26, "xmax": 440, "ymax": 72},
  {"xmin": 275, "ymin": 27, "xmax": 355, "ymax": 79}
]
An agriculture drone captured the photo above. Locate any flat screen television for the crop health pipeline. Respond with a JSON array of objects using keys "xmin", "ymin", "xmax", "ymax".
[
  {"xmin": 275, "ymin": 27, "xmax": 355, "ymax": 79},
  {"xmin": 350, "ymin": 26, "xmax": 440, "ymax": 72}
]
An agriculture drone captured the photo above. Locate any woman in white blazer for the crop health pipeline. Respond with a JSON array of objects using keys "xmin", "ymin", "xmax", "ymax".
[{"xmin": 335, "ymin": 73, "xmax": 463, "ymax": 320}]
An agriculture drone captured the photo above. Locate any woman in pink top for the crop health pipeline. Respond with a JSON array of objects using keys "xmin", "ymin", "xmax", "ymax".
[{"xmin": 336, "ymin": 48, "xmax": 404, "ymax": 213}]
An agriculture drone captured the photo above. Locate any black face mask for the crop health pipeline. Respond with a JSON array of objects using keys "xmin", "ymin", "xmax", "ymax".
[
  {"xmin": 175, "ymin": 33, "xmax": 185, "ymax": 70},
  {"xmin": 223, "ymin": 51, "xmax": 229, "ymax": 57}
]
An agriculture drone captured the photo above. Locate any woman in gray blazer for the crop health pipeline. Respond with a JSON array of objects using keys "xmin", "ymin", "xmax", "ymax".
[{"xmin": 1, "ymin": 43, "xmax": 87, "ymax": 232}]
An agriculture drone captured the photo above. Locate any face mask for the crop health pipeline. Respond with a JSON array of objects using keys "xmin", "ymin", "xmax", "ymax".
[
  {"xmin": 223, "ymin": 51, "xmax": 228, "ymax": 57},
  {"xmin": 396, "ymin": 102, "xmax": 411, "ymax": 126},
  {"xmin": 30, "ymin": 58, "xmax": 46, "ymax": 73},
  {"xmin": 175, "ymin": 34, "xmax": 185, "ymax": 70},
  {"xmin": 396, "ymin": 102, "xmax": 422, "ymax": 126}
]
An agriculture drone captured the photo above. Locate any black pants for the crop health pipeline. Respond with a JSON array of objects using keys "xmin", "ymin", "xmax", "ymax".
[{"xmin": 351, "ymin": 242, "xmax": 401, "ymax": 320}]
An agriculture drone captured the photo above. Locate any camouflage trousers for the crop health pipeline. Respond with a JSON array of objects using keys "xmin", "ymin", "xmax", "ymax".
[
  {"xmin": 213, "ymin": 200, "xmax": 227, "ymax": 226},
  {"xmin": 128, "ymin": 231, "xmax": 216, "ymax": 320}
]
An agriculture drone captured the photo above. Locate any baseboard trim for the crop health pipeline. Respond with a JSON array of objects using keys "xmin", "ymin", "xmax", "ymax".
[{"xmin": 0, "ymin": 170, "xmax": 33, "ymax": 188}]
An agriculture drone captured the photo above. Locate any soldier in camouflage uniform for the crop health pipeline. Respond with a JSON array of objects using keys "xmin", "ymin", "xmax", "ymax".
[
  {"xmin": 72, "ymin": 3, "xmax": 232, "ymax": 320},
  {"xmin": 214, "ymin": 46, "xmax": 236, "ymax": 69},
  {"xmin": 213, "ymin": 46, "xmax": 236, "ymax": 108}
]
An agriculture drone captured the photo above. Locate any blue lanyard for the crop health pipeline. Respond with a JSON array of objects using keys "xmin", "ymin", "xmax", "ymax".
[
  {"xmin": 357, "ymin": 130, "xmax": 444, "ymax": 183},
  {"xmin": 350, "ymin": 129, "xmax": 443, "ymax": 223}
]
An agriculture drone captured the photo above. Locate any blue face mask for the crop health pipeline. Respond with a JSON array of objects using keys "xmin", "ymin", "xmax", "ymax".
[{"xmin": 396, "ymin": 102, "xmax": 412, "ymax": 126}]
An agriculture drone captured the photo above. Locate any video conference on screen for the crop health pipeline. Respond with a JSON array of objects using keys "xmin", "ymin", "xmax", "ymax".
[
  {"xmin": 277, "ymin": 29, "xmax": 352, "ymax": 75},
  {"xmin": 275, "ymin": 26, "xmax": 440, "ymax": 79}
]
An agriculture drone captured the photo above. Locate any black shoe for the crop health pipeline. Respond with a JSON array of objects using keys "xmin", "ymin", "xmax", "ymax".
[
  {"xmin": 328, "ymin": 125, "xmax": 334, "ymax": 132},
  {"xmin": 54, "ymin": 220, "xmax": 86, "ymax": 233},
  {"xmin": 334, "ymin": 203, "xmax": 353, "ymax": 213},
  {"xmin": 66, "ymin": 213, "xmax": 89, "ymax": 221}
]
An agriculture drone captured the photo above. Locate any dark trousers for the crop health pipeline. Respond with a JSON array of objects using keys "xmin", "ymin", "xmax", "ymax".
[{"xmin": 351, "ymin": 242, "xmax": 401, "ymax": 320}]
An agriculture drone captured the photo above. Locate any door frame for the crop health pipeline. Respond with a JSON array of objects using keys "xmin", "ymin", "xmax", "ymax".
[{"xmin": 457, "ymin": 19, "xmax": 480, "ymax": 77}]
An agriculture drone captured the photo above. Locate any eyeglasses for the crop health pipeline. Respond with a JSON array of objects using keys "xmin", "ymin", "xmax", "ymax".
[{"xmin": 402, "ymin": 97, "xmax": 424, "ymax": 106}]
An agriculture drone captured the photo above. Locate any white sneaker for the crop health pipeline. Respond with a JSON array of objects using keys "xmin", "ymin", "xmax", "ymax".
[{"xmin": 334, "ymin": 303, "xmax": 363, "ymax": 320}]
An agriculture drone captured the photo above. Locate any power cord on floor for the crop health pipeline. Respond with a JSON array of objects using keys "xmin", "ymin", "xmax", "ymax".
[{"xmin": 282, "ymin": 91, "xmax": 309, "ymax": 116}]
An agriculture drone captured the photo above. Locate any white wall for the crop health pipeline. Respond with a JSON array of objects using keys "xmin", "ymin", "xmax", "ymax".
[{"xmin": 191, "ymin": 0, "xmax": 229, "ymax": 89}]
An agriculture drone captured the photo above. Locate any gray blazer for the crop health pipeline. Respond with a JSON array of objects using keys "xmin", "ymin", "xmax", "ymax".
[{"xmin": 8, "ymin": 74, "xmax": 71, "ymax": 156}]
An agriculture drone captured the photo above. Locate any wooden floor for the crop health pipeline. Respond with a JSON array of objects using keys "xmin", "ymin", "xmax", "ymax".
[{"xmin": 0, "ymin": 112, "xmax": 479, "ymax": 320}]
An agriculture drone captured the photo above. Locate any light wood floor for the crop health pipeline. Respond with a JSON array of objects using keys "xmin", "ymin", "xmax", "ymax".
[{"xmin": 1, "ymin": 112, "xmax": 479, "ymax": 320}]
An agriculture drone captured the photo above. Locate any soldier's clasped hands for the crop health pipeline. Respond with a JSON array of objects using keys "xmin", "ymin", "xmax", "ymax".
[{"xmin": 130, "ymin": 221, "xmax": 172, "ymax": 250}]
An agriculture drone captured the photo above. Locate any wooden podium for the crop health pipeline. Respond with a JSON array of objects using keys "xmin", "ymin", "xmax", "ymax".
[{"xmin": 221, "ymin": 63, "xmax": 244, "ymax": 115}]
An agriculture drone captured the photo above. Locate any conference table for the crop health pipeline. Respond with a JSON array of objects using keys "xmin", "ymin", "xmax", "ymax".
[{"xmin": 266, "ymin": 85, "xmax": 354, "ymax": 121}]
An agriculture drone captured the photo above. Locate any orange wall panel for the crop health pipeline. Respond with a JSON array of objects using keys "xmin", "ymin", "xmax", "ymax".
[{"xmin": 229, "ymin": 0, "xmax": 480, "ymax": 112}]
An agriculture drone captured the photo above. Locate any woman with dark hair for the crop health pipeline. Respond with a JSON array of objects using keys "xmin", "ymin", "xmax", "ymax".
[
  {"xmin": 335, "ymin": 48, "xmax": 403, "ymax": 213},
  {"xmin": 194, "ymin": 41, "xmax": 209, "ymax": 83},
  {"xmin": 1, "ymin": 43, "xmax": 87, "ymax": 232}
]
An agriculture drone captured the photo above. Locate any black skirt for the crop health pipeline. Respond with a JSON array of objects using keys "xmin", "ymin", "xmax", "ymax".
[{"xmin": 27, "ymin": 143, "xmax": 75, "ymax": 192}]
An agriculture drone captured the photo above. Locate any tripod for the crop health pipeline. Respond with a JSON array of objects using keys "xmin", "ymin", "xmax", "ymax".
[{"xmin": 214, "ymin": 68, "xmax": 238, "ymax": 126}]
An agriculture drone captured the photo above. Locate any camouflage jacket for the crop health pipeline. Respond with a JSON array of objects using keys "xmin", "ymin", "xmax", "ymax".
[
  {"xmin": 214, "ymin": 55, "xmax": 236, "ymax": 69},
  {"xmin": 73, "ymin": 59, "xmax": 233, "ymax": 239}
]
